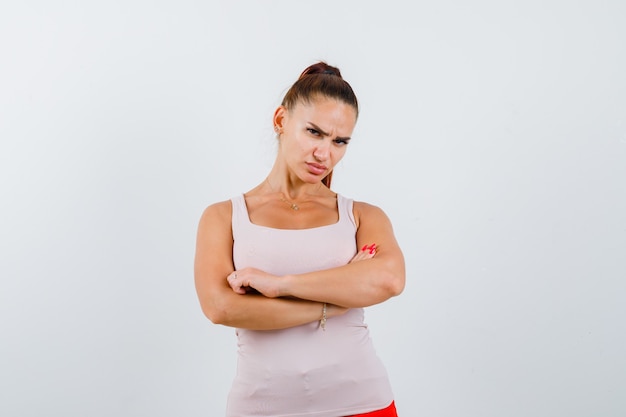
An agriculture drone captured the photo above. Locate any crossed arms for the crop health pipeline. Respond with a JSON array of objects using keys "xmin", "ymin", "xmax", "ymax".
[{"xmin": 194, "ymin": 200, "xmax": 405, "ymax": 331}]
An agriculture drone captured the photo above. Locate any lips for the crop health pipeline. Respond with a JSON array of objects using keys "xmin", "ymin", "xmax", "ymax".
[{"xmin": 306, "ymin": 162, "xmax": 327, "ymax": 176}]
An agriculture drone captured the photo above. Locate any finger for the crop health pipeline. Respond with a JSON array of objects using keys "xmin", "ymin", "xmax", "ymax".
[
  {"xmin": 227, "ymin": 272, "xmax": 246, "ymax": 294},
  {"xmin": 351, "ymin": 252, "xmax": 370, "ymax": 262},
  {"xmin": 231, "ymin": 281, "xmax": 247, "ymax": 294},
  {"xmin": 360, "ymin": 243, "xmax": 377, "ymax": 254},
  {"xmin": 350, "ymin": 245, "xmax": 377, "ymax": 263},
  {"xmin": 358, "ymin": 251, "xmax": 375, "ymax": 260}
]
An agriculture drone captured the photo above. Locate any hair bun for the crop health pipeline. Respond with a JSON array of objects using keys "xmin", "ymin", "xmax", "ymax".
[{"xmin": 299, "ymin": 62, "xmax": 343, "ymax": 80}]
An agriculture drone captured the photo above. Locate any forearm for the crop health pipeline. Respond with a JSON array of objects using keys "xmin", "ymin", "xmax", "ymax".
[
  {"xmin": 281, "ymin": 256, "xmax": 405, "ymax": 308},
  {"xmin": 201, "ymin": 288, "xmax": 329, "ymax": 331}
]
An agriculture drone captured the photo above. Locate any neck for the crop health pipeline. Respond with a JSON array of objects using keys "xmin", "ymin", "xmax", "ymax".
[{"xmin": 264, "ymin": 173, "xmax": 324, "ymax": 200}]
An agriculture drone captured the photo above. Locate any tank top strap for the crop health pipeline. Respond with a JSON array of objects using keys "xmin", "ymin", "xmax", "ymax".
[
  {"xmin": 230, "ymin": 194, "xmax": 249, "ymax": 235},
  {"xmin": 337, "ymin": 194, "xmax": 357, "ymax": 230}
]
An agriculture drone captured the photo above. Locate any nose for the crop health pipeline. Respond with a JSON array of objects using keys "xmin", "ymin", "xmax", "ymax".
[{"xmin": 313, "ymin": 141, "xmax": 330, "ymax": 162}]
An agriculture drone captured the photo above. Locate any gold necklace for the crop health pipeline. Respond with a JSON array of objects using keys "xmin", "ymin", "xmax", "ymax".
[
  {"xmin": 265, "ymin": 179, "xmax": 302, "ymax": 211},
  {"xmin": 280, "ymin": 197, "xmax": 300, "ymax": 211}
]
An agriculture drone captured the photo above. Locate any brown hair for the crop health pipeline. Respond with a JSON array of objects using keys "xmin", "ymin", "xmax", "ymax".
[{"xmin": 281, "ymin": 62, "xmax": 359, "ymax": 188}]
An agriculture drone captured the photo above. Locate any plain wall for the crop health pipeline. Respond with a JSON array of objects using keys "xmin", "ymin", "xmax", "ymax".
[{"xmin": 1, "ymin": 1, "xmax": 625, "ymax": 416}]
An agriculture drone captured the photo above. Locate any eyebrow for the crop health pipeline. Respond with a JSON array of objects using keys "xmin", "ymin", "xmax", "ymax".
[{"xmin": 308, "ymin": 122, "xmax": 351, "ymax": 142}]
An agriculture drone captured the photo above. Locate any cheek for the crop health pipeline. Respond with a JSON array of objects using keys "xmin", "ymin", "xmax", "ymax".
[
  {"xmin": 284, "ymin": 135, "xmax": 307, "ymax": 153},
  {"xmin": 331, "ymin": 147, "xmax": 348, "ymax": 163}
]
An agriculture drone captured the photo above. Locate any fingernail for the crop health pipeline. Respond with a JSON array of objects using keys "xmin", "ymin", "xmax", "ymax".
[{"xmin": 362, "ymin": 244, "xmax": 368, "ymax": 251}]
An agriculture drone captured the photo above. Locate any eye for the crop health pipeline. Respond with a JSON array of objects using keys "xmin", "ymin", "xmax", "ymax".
[
  {"xmin": 334, "ymin": 139, "xmax": 349, "ymax": 146},
  {"xmin": 307, "ymin": 128, "xmax": 321, "ymax": 136}
]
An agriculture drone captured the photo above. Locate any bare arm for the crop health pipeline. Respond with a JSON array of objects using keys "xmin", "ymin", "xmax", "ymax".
[
  {"xmin": 193, "ymin": 201, "xmax": 345, "ymax": 330},
  {"xmin": 229, "ymin": 202, "xmax": 406, "ymax": 308}
]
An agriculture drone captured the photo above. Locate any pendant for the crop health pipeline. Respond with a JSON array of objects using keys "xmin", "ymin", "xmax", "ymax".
[{"xmin": 281, "ymin": 197, "xmax": 299, "ymax": 211}]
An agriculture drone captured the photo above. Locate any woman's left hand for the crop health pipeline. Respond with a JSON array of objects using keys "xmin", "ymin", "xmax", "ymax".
[{"xmin": 227, "ymin": 268, "xmax": 283, "ymax": 298}]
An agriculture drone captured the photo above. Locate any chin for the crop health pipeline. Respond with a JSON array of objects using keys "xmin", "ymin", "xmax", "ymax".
[{"xmin": 304, "ymin": 173, "xmax": 326, "ymax": 183}]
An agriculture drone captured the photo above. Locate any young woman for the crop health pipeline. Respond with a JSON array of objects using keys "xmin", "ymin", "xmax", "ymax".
[{"xmin": 194, "ymin": 62, "xmax": 405, "ymax": 417}]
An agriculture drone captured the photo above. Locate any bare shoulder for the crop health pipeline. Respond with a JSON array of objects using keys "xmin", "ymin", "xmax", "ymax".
[
  {"xmin": 353, "ymin": 200, "xmax": 385, "ymax": 215},
  {"xmin": 195, "ymin": 199, "xmax": 234, "ymax": 270},
  {"xmin": 352, "ymin": 200, "xmax": 392, "ymax": 229},
  {"xmin": 197, "ymin": 199, "xmax": 233, "ymax": 234}
]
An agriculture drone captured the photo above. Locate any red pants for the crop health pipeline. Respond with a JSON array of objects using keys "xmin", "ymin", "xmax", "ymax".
[{"xmin": 346, "ymin": 401, "xmax": 398, "ymax": 417}]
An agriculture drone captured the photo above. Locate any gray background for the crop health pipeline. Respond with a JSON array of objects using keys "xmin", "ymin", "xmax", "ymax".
[{"xmin": 1, "ymin": 1, "xmax": 624, "ymax": 416}]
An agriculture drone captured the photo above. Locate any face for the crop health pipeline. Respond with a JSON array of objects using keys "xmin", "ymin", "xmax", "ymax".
[{"xmin": 274, "ymin": 96, "xmax": 357, "ymax": 184}]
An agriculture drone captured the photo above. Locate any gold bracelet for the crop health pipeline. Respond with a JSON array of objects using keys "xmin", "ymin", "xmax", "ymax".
[{"xmin": 320, "ymin": 303, "xmax": 327, "ymax": 331}]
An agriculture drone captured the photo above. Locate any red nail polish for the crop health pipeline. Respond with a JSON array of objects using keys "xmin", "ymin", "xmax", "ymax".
[{"xmin": 362, "ymin": 244, "xmax": 368, "ymax": 251}]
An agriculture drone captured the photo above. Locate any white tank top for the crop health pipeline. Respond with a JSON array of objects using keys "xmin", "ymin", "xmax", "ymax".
[{"xmin": 226, "ymin": 194, "xmax": 394, "ymax": 417}]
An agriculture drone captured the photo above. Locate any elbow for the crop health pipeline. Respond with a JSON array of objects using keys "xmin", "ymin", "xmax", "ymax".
[
  {"xmin": 387, "ymin": 274, "xmax": 405, "ymax": 297},
  {"xmin": 195, "ymin": 278, "xmax": 237, "ymax": 326},
  {"xmin": 199, "ymin": 296, "xmax": 230, "ymax": 325},
  {"xmin": 203, "ymin": 307, "xmax": 225, "ymax": 325},
  {"xmin": 381, "ymin": 272, "xmax": 405, "ymax": 298},
  {"xmin": 380, "ymin": 259, "xmax": 405, "ymax": 298}
]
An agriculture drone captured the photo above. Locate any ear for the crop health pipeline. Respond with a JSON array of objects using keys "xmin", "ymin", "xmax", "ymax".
[{"xmin": 273, "ymin": 106, "xmax": 287, "ymax": 133}]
